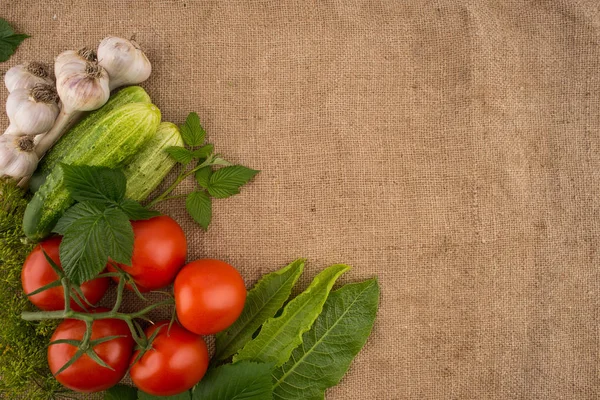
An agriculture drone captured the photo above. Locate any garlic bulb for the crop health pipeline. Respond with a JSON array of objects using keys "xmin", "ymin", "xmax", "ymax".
[
  {"xmin": 0, "ymin": 135, "xmax": 38, "ymax": 180},
  {"xmin": 98, "ymin": 36, "xmax": 151, "ymax": 90},
  {"xmin": 54, "ymin": 47, "xmax": 97, "ymax": 78},
  {"xmin": 35, "ymin": 60, "xmax": 110, "ymax": 158},
  {"xmin": 4, "ymin": 62, "xmax": 54, "ymax": 93},
  {"xmin": 56, "ymin": 61, "xmax": 110, "ymax": 112},
  {"xmin": 5, "ymin": 84, "xmax": 60, "ymax": 136}
]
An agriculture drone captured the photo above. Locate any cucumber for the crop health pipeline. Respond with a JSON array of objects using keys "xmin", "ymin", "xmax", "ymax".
[
  {"xmin": 23, "ymin": 102, "xmax": 161, "ymax": 241},
  {"xmin": 124, "ymin": 122, "xmax": 183, "ymax": 202},
  {"xmin": 29, "ymin": 86, "xmax": 152, "ymax": 192}
]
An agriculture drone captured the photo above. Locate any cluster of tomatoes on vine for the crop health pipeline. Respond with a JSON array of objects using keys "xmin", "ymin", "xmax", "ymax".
[{"xmin": 21, "ymin": 215, "xmax": 247, "ymax": 396}]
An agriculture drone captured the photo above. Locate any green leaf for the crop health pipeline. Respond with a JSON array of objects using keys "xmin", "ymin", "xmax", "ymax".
[
  {"xmin": 0, "ymin": 18, "xmax": 15, "ymax": 37},
  {"xmin": 138, "ymin": 390, "xmax": 191, "ymax": 400},
  {"xmin": 59, "ymin": 207, "xmax": 133, "ymax": 285},
  {"xmin": 207, "ymin": 166, "xmax": 259, "ymax": 199},
  {"xmin": 53, "ymin": 201, "xmax": 105, "ymax": 235},
  {"xmin": 105, "ymin": 384, "xmax": 138, "ymax": 400},
  {"xmin": 272, "ymin": 279, "xmax": 380, "ymax": 399},
  {"xmin": 233, "ymin": 264, "xmax": 350, "ymax": 366},
  {"xmin": 192, "ymin": 362, "xmax": 273, "ymax": 400},
  {"xmin": 61, "ymin": 164, "xmax": 126, "ymax": 205},
  {"xmin": 193, "ymin": 144, "xmax": 214, "ymax": 159},
  {"xmin": 186, "ymin": 191, "xmax": 212, "ymax": 230},
  {"xmin": 180, "ymin": 112, "xmax": 206, "ymax": 147},
  {"xmin": 119, "ymin": 199, "xmax": 161, "ymax": 220},
  {"xmin": 0, "ymin": 19, "xmax": 29, "ymax": 62},
  {"xmin": 215, "ymin": 259, "xmax": 305, "ymax": 361},
  {"xmin": 195, "ymin": 166, "xmax": 213, "ymax": 189},
  {"xmin": 165, "ymin": 146, "xmax": 195, "ymax": 165},
  {"xmin": 211, "ymin": 157, "xmax": 233, "ymax": 167},
  {"xmin": 102, "ymin": 208, "xmax": 134, "ymax": 266}
]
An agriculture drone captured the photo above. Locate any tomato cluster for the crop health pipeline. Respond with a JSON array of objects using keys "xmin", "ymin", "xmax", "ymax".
[{"xmin": 22, "ymin": 215, "xmax": 247, "ymax": 395}]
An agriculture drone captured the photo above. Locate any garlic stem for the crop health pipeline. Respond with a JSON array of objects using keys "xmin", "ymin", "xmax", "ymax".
[
  {"xmin": 34, "ymin": 108, "xmax": 79, "ymax": 158},
  {"xmin": 36, "ymin": 59, "xmax": 110, "ymax": 158}
]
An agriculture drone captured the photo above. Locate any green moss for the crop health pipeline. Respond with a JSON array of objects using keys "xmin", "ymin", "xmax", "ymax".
[{"xmin": 0, "ymin": 179, "xmax": 64, "ymax": 399}]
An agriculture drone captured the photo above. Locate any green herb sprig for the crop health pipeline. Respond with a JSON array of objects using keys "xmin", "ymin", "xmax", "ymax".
[
  {"xmin": 148, "ymin": 112, "xmax": 259, "ymax": 230},
  {"xmin": 0, "ymin": 18, "xmax": 29, "ymax": 62}
]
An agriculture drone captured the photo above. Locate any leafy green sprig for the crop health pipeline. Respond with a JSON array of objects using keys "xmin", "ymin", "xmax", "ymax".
[{"xmin": 148, "ymin": 112, "xmax": 259, "ymax": 230}]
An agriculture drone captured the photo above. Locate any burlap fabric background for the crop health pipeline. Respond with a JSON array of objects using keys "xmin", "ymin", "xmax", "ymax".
[{"xmin": 2, "ymin": 0, "xmax": 600, "ymax": 399}]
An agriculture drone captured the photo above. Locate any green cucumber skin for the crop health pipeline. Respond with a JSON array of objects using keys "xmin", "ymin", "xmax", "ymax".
[
  {"xmin": 23, "ymin": 102, "xmax": 161, "ymax": 241},
  {"xmin": 29, "ymin": 86, "xmax": 152, "ymax": 192},
  {"xmin": 124, "ymin": 122, "xmax": 183, "ymax": 202}
]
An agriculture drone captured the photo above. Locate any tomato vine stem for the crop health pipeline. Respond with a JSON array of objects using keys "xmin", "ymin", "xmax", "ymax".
[{"xmin": 21, "ymin": 254, "xmax": 176, "ymax": 366}]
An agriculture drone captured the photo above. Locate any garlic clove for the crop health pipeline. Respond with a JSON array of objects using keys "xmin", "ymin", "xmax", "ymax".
[
  {"xmin": 56, "ymin": 61, "xmax": 110, "ymax": 112},
  {"xmin": 5, "ymin": 84, "xmax": 60, "ymax": 136},
  {"xmin": 4, "ymin": 62, "xmax": 54, "ymax": 93},
  {"xmin": 98, "ymin": 36, "xmax": 151, "ymax": 90},
  {"xmin": 0, "ymin": 135, "xmax": 39, "ymax": 180}
]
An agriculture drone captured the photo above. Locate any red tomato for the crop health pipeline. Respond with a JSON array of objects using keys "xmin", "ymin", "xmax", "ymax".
[
  {"xmin": 174, "ymin": 259, "xmax": 247, "ymax": 335},
  {"xmin": 107, "ymin": 216, "xmax": 187, "ymax": 292},
  {"xmin": 47, "ymin": 310, "xmax": 134, "ymax": 393},
  {"xmin": 129, "ymin": 321, "xmax": 209, "ymax": 396},
  {"xmin": 21, "ymin": 236, "xmax": 109, "ymax": 311}
]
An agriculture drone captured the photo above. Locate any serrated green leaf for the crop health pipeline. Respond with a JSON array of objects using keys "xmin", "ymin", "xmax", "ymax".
[
  {"xmin": 193, "ymin": 144, "xmax": 214, "ymax": 159},
  {"xmin": 53, "ymin": 201, "xmax": 105, "ymax": 235},
  {"xmin": 61, "ymin": 164, "xmax": 126, "ymax": 204},
  {"xmin": 59, "ymin": 207, "xmax": 132, "ymax": 285},
  {"xmin": 102, "ymin": 208, "xmax": 134, "ymax": 266},
  {"xmin": 233, "ymin": 264, "xmax": 350, "ymax": 366},
  {"xmin": 60, "ymin": 213, "xmax": 108, "ymax": 285},
  {"xmin": 165, "ymin": 146, "xmax": 195, "ymax": 165},
  {"xmin": 119, "ymin": 199, "xmax": 160, "ymax": 220},
  {"xmin": 207, "ymin": 166, "xmax": 259, "ymax": 199},
  {"xmin": 138, "ymin": 390, "xmax": 191, "ymax": 400},
  {"xmin": 272, "ymin": 279, "xmax": 380, "ymax": 399},
  {"xmin": 186, "ymin": 191, "xmax": 212, "ymax": 230},
  {"xmin": 105, "ymin": 384, "xmax": 138, "ymax": 400},
  {"xmin": 0, "ymin": 18, "xmax": 29, "ymax": 62},
  {"xmin": 180, "ymin": 112, "xmax": 206, "ymax": 147},
  {"xmin": 215, "ymin": 259, "xmax": 305, "ymax": 361},
  {"xmin": 192, "ymin": 361, "xmax": 273, "ymax": 400},
  {"xmin": 195, "ymin": 166, "xmax": 213, "ymax": 189}
]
